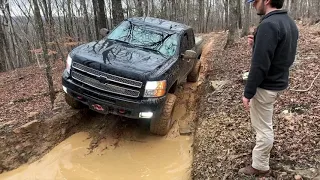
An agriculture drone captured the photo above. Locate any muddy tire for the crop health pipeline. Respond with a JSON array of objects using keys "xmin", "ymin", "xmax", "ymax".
[
  {"xmin": 187, "ymin": 60, "xmax": 201, "ymax": 82},
  {"xmin": 150, "ymin": 94, "xmax": 177, "ymax": 136},
  {"xmin": 65, "ymin": 93, "xmax": 85, "ymax": 109}
]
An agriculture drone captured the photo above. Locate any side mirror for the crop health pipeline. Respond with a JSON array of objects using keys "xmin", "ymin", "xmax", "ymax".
[
  {"xmin": 182, "ymin": 50, "xmax": 197, "ymax": 59},
  {"xmin": 99, "ymin": 28, "xmax": 110, "ymax": 37}
]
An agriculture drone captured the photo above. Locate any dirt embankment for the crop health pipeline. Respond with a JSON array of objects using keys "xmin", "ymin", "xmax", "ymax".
[
  {"xmin": 192, "ymin": 24, "xmax": 320, "ymax": 179},
  {"xmin": 0, "ymin": 95, "xmax": 88, "ymax": 173}
]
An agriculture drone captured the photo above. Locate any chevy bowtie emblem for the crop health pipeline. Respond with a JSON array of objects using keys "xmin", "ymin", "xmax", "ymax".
[{"xmin": 97, "ymin": 75, "xmax": 109, "ymax": 84}]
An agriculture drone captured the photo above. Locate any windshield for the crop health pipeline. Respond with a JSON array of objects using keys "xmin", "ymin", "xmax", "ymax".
[{"xmin": 107, "ymin": 21, "xmax": 178, "ymax": 57}]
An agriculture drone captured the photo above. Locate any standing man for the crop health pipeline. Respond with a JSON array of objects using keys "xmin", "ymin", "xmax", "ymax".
[{"xmin": 240, "ymin": 0, "xmax": 299, "ymax": 175}]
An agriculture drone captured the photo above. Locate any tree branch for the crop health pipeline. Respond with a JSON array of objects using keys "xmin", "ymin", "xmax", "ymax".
[{"xmin": 290, "ymin": 72, "xmax": 320, "ymax": 92}]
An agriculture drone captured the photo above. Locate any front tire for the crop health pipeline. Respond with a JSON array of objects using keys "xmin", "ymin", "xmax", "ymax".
[
  {"xmin": 65, "ymin": 93, "xmax": 85, "ymax": 109},
  {"xmin": 150, "ymin": 94, "xmax": 177, "ymax": 136}
]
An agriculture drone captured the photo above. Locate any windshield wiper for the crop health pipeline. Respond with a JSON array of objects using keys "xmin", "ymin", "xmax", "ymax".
[
  {"xmin": 138, "ymin": 46, "xmax": 167, "ymax": 57},
  {"xmin": 108, "ymin": 38, "xmax": 130, "ymax": 45},
  {"xmin": 148, "ymin": 33, "xmax": 174, "ymax": 47}
]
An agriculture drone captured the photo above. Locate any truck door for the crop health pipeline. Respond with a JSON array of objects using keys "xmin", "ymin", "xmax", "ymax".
[{"xmin": 179, "ymin": 33, "xmax": 194, "ymax": 79}]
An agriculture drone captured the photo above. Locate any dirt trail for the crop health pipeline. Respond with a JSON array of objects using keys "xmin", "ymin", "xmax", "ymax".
[{"xmin": 0, "ymin": 33, "xmax": 221, "ymax": 179}]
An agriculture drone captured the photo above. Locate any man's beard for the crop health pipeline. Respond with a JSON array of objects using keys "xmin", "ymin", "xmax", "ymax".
[{"xmin": 257, "ymin": 5, "xmax": 266, "ymax": 16}]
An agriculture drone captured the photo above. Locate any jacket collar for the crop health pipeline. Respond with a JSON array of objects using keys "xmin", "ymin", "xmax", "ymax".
[{"xmin": 261, "ymin": 10, "xmax": 287, "ymax": 21}]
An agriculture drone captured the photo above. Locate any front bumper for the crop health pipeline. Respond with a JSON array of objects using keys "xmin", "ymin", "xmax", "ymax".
[{"xmin": 62, "ymin": 70, "xmax": 166, "ymax": 119}]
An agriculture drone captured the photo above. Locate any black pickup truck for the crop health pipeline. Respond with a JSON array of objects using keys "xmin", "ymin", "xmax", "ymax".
[{"xmin": 62, "ymin": 17, "xmax": 204, "ymax": 135}]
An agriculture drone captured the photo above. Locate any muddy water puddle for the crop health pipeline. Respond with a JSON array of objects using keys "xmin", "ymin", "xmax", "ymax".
[{"xmin": 1, "ymin": 131, "xmax": 193, "ymax": 180}]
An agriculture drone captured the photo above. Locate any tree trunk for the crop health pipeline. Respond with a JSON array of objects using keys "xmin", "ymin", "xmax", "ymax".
[
  {"xmin": 291, "ymin": 0, "xmax": 299, "ymax": 19},
  {"xmin": 54, "ymin": 0, "xmax": 63, "ymax": 36},
  {"xmin": 1, "ymin": 3, "xmax": 14, "ymax": 70},
  {"xmin": 67, "ymin": 0, "xmax": 74, "ymax": 36},
  {"xmin": 92, "ymin": 0, "xmax": 99, "ymax": 39},
  {"xmin": 241, "ymin": 1, "xmax": 250, "ymax": 37},
  {"xmin": 32, "ymin": 0, "xmax": 56, "ymax": 107},
  {"xmin": 5, "ymin": 1, "xmax": 20, "ymax": 68},
  {"xmin": 111, "ymin": 0, "xmax": 124, "ymax": 27},
  {"xmin": 224, "ymin": 0, "xmax": 229, "ymax": 30},
  {"xmin": 47, "ymin": 0, "xmax": 54, "ymax": 42},
  {"xmin": 136, "ymin": 0, "xmax": 143, "ymax": 16},
  {"xmin": 144, "ymin": 0, "xmax": 148, "ymax": 16},
  {"xmin": 150, "ymin": 0, "xmax": 155, "ymax": 17},
  {"xmin": 98, "ymin": 0, "xmax": 107, "ymax": 30},
  {"xmin": 198, "ymin": 0, "xmax": 204, "ymax": 32},
  {"xmin": 161, "ymin": 0, "xmax": 166, "ymax": 19},
  {"xmin": 205, "ymin": 0, "xmax": 212, "ymax": 32},
  {"xmin": 80, "ymin": 0, "xmax": 92, "ymax": 41},
  {"xmin": 225, "ymin": 0, "xmax": 238, "ymax": 47},
  {"xmin": 0, "ymin": 20, "xmax": 6, "ymax": 72},
  {"xmin": 62, "ymin": 2, "xmax": 70, "ymax": 36},
  {"xmin": 237, "ymin": 0, "xmax": 242, "ymax": 29}
]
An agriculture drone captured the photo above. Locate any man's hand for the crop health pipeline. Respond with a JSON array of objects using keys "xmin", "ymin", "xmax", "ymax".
[
  {"xmin": 248, "ymin": 35, "xmax": 254, "ymax": 47},
  {"xmin": 242, "ymin": 97, "xmax": 250, "ymax": 111}
]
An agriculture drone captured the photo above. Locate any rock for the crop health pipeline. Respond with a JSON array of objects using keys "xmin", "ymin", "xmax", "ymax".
[
  {"xmin": 210, "ymin": 81, "xmax": 228, "ymax": 91},
  {"xmin": 284, "ymin": 114, "xmax": 294, "ymax": 121},
  {"xmin": 61, "ymin": 128, "xmax": 67, "ymax": 135},
  {"xmin": 294, "ymin": 168, "xmax": 317, "ymax": 179},
  {"xmin": 314, "ymin": 176, "xmax": 320, "ymax": 180},
  {"xmin": 13, "ymin": 120, "xmax": 41, "ymax": 134},
  {"xmin": 15, "ymin": 144, "xmax": 22, "ymax": 151},
  {"xmin": 0, "ymin": 120, "xmax": 15, "ymax": 129},
  {"xmin": 282, "ymin": 110, "xmax": 289, "ymax": 114},
  {"xmin": 179, "ymin": 127, "xmax": 192, "ymax": 135},
  {"xmin": 27, "ymin": 111, "xmax": 39, "ymax": 119},
  {"xmin": 53, "ymin": 92, "xmax": 65, "ymax": 110},
  {"xmin": 52, "ymin": 106, "xmax": 63, "ymax": 113},
  {"xmin": 294, "ymin": 175, "xmax": 302, "ymax": 180}
]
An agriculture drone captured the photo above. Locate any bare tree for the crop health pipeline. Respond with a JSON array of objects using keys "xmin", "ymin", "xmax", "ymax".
[
  {"xmin": 226, "ymin": 0, "xmax": 238, "ymax": 47},
  {"xmin": 98, "ymin": 0, "xmax": 107, "ymax": 31},
  {"xmin": 0, "ymin": 17, "xmax": 6, "ymax": 71},
  {"xmin": 198, "ymin": 0, "xmax": 205, "ymax": 32},
  {"xmin": 224, "ymin": 0, "xmax": 229, "ymax": 30},
  {"xmin": 111, "ymin": 0, "xmax": 124, "ymax": 27},
  {"xmin": 237, "ymin": 0, "xmax": 242, "ymax": 29},
  {"xmin": 92, "ymin": 0, "xmax": 99, "ymax": 39},
  {"xmin": 241, "ymin": 1, "xmax": 250, "ymax": 37},
  {"xmin": 4, "ymin": 0, "xmax": 20, "ymax": 67},
  {"xmin": 136, "ymin": 0, "xmax": 143, "ymax": 16},
  {"xmin": 32, "ymin": 0, "xmax": 56, "ymax": 106},
  {"xmin": 80, "ymin": 0, "xmax": 92, "ymax": 41}
]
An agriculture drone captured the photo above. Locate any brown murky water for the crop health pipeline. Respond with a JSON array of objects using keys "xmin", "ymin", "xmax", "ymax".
[{"xmin": 1, "ymin": 131, "xmax": 193, "ymax": 180}]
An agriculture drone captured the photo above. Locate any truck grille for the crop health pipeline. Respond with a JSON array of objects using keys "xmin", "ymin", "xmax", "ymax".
[
  {"xmin": 71, "ymin": 71, "xmax": 140, "ymax": 98},
  {"xmin": 72, "ymin": 62, "xmax": 142, "ymax": 88}
]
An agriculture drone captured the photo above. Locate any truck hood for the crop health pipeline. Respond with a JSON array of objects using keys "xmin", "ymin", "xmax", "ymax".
[{"xmin": 71, "ymin": 40, "xmax": 170, "ymax": 80}]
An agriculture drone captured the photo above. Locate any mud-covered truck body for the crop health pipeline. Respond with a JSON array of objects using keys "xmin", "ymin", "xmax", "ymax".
[{"xmin": 62, "ymin": 17, "xmax": 203, "ymax": 135}]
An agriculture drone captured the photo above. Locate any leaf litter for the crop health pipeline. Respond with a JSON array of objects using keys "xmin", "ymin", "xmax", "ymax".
[{"xmin": 192, "ymin": 24, "xmax": 320, "ymax": 180}]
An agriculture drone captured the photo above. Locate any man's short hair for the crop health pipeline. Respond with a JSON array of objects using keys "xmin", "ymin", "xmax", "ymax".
[{"xmin": 270, "ymin": 0, "xmax": 285, "ymax": 9}]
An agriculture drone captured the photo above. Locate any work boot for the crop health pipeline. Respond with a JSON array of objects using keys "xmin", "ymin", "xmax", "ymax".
[{"xmin": 238, "ymin": 166, "xmax": 270, "ymax": 176}]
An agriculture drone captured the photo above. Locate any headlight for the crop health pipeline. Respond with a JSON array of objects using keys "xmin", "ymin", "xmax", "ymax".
[
  {"xmin": 66, "ymin": 55, "xmax": 73, "ymax": 74},
  {"xmin": 144, "ymin": 80, "xmax": 167, "ymax": 97}
]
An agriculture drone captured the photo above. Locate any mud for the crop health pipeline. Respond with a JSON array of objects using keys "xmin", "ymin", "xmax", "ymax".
[
  {"xmin": 0, "ymin": 100, "xmax": 88, "ymax": 173},
  {"xmin": 1, "ymin": 132, "xmax": 193, "ymax": 180},
  {"xmin": 0, "ymin": 33, "xmax": 218, "ymax": 179}
]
